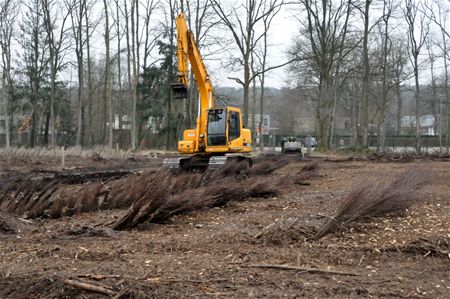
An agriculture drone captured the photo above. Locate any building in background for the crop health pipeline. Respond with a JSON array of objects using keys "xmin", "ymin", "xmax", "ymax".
[{"xmin": 401, "ymin": 115, "xmax": 436, "ymax": 135}]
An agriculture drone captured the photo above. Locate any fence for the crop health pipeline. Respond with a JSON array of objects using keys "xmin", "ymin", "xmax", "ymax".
[
  {"xmin": 335, "ymin": 135, "xmax": 449, "ymax": 151},
  {"xmin": 261, "ymin": 133, "xmax": 450, "ymax": 152}
]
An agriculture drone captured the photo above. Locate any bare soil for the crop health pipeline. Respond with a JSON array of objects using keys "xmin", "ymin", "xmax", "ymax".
[{"xmin": 0, "ymin": 154, "xmax": 449, "ymax": 298}]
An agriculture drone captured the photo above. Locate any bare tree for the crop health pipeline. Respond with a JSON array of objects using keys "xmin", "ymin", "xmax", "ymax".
[
  {"xmin": 163, "ymin": 0, "xmax": 177, "ymax": 150},
  {"xmin": 255, "ymin": 0, "xmax": 284, "ymax": 151},
  {"xmin": 211, "ymin": 0, "xmax": 285, "ymax": 128},
  {"xmin": 130, "ymin": 0, "xmax": 137, "ymax": 149},
  {"xmin": 0, "ymin": 0, "xmax": 17, "ymax": 148},
  {"xmin": 360, "ymin": 0, "xmax": 372, "ymax": 148},
  {"xmin": 122, "ymin": 0, "xmax": 140, "ymax": 149},
  {"xmin": 250, "ymin": 48, "xmax": 258, "ymax": 143},
  {"xmin": 123, "ymin": 0, "xmax": 132, "ymax": 148},
  {"xmin": 377, "ymin": 0, "xmax": 396, "ymax": 151},
  {"xmin": 404, "ymin": 0, "xmax": 430, "ymax": 153},
  {"xmin": 41, "ymin": 0, "xmax": 71, "ymax": 148},
  {"xmin": 430, "ymin": 0, "xmax": 450, "ymax": 151},
  {"xmin": 83, "ymin": 0, "xmax": 95, "ymax": 145},
  {"xmin": 102, "ymin": 0, "xmax": 113, "ymax": 147},
  {"xmin": 390, "ymin": 38, "xmax": 409, "ymax": 135},
  {"xmin": 111, "ymin": 0, "xmax": 126, "ymax": 148},
  {"xmin": 142, "ymin": 0, "xmax": 160, "ymax": 70},
  {"xmin": 20, "ymin": 0, "xmax": 50, "ymax": 147},
  {"xmin": 425, "ymin": 34, "xmax": 441, "ymax": 149},
  {"xmin": 67, "ymin": 0, "xmax": 86, "ymax": 146},
  {"xmin": 439, "ymin": 3, "xmax": 450, "ymax": 152},
  {"xmin": 292, "ymin": 0, "xmax": 354, "ymax": 150}
]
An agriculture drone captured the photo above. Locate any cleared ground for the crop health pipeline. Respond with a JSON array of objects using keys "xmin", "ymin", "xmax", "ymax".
[{"xmin": 0, "ymin": 153, "xmax": 449, "ymax": 298}]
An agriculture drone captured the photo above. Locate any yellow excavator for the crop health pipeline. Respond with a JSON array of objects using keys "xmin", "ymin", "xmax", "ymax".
[{"xmin": 164, "ymin": 12, "xmax": 252, "ymax": 170}]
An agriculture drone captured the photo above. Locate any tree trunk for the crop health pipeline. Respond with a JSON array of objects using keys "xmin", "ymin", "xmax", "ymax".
[
  {"xmin": 130, "ymin": 0, "xmax": 137, "ymax": 149},
  {"xmin": 380, "ymin": 6, "xmax": 390, "ymax": 152},
  {"xmin": 43, "ymin": 107, "xmax": 50, "ymax": 145},
  {"xmin": 1, "ymin": 68, "xmax": 11, "ymax": 148},
  {"xmin": 442, "ymin": 29, "xmax": 450, "ymax": 152},
  {"xmin": 75, "ymin": 1, "xmax": 85, "ymax": 147},
  {"xmin": 125, "ymin": 0, "xmax": 132, "ymax": 149},
  {"xmin": 42, "ymin": 0, "xmax": 57, "ymax": 148},
  {"xmin": 116, "ymin": 0, "xmax": 123, "ymax": 149},
  {"xmin": 84, "ymin": 0, "xmax": 93, "ymax": 146},
  {"xmin": 428, "ymin": 46, "xmax": 440, "ymax": 151},
  {"xmin": 135, "ymin": 0, "xmax": 140, "ymax": 146},
  {"xmin": 1, "ymin": 78, "xmax": 9, "ymax": 147},
  {"xmin": 351, "ymin": 92, "xmax": 359, "ymax": 146},
  {"xmin": 243, "ymin": 59, "xmax": 250, "ymax": 128},
  {"xmin": 166, "ymin": 0, "xmax": 176, "ymax": 150},
  {"xmin": 414, "ymin": 55, "xmax": 421, "ymax": 153},
  {"xmin": 445, "ymin": 57, "xmax": 450, "ymax": 152},
  {"xmin": 361, "ymin": 0, "xmax": 372, "ymax": 148},
  {"xmin": 0, "ymin": 5, "xmax": 13, "ymax": 148},
  {"xmin": 104, "ymin": 0, "xmax": 113, "ymax": 148},
  {"xmin": 396, "ymin": 83, "xmax": 402, "ymax": 134},
  {"xmin": 251, "ymin": 76, "xmax": 257, "ymax": 143}
]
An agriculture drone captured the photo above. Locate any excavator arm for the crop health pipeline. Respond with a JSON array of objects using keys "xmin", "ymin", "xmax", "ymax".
[{"xmin": 172, "ymin": 13, "xmax": 214, "ymax": 151}]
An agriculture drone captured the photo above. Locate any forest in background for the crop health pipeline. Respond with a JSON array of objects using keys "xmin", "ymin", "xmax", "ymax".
[{"xmin": 0, "ymin": 0, "xmax": 450, "ymax": 152}]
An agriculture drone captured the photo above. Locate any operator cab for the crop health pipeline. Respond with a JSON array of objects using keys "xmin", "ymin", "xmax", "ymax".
[{"xmin": 207, "ymin": 108, "xmax": 241, "ymax": 146}]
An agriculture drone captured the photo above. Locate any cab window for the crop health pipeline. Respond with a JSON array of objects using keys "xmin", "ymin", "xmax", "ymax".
[
  {"xmin": 228, "ymin": 111, "xmax": 240, "ymax": 141},
  {"xmin": 207, "ymin": 109, "xmax": 227, "ymax": 146}
]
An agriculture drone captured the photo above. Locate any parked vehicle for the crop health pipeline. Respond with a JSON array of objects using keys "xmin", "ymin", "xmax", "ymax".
[
  {"xmin": 281, "ymin": 137, "xmax": 302, "ymax": 154},
  {"xmin": 304, "ymin": 136, "xmax": 317, "ymax": 152}
]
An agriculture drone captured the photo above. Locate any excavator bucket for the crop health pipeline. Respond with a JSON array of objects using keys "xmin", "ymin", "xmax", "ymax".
[{"xmin": 171, "ymin": 83, "xmax": 189, "ymax": 99}]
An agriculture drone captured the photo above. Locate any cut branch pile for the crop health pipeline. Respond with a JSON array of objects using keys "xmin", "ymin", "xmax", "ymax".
[
  {"xmin": 314, "ymin": 169, "xmax": 431, "ymax": 240},
  {"xmin": 0, "ymin": 156, "xmax": 318, "ymax": 222},
  {"xmin": 113, "ymin": 161, "xmax": 319, "ymax": 230},
  {"xmin": 0, "ymin": 170, "xmax": 136, "ymax": 215},
  {"xmin": 0, "ymin": 170, "xmax": 155, "ymax": 219}
]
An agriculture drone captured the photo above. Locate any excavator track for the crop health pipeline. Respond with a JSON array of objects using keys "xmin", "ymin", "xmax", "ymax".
[{"xmin": 163, "ymin": 154, "xmax": 252, "ymax": 172}]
